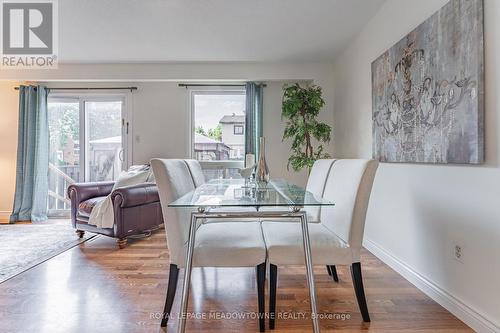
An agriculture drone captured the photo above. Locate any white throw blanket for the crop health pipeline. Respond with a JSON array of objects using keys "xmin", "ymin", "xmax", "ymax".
[{"xmin": 88, "ymin": 165, "xmax": 155, "ymax": 229}]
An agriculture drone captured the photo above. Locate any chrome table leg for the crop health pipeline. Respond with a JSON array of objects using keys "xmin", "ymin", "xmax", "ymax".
[
  {"xmin": 177, "ymin": 212, "xmax": 199, "ymax": 333},
  {"xmin": 300, "ymin": 211, "xmax": 320, "ymax": 333}
]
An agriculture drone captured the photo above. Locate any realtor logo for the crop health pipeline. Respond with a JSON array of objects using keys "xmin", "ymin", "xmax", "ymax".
[{"xmin": 1, "ymin": 0, "xmax": 58, "ymax": 68}]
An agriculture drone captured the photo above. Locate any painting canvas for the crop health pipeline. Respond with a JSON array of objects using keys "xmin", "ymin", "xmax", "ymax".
[{"xmin": 371, "ymin": 0, "xmax": 484, "ymax": 164}]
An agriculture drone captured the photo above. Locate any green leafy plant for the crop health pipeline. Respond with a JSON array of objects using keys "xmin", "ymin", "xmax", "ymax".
[
  {"xmin": 282, "ymin": 83, "xmax": 331, "ymax": 172},
  {"xmin": 208, "ymin": 124, "xmax": 222, "ymax": 142},
  {"xmin": 195, "ymin": 126, "xmax": 207, "ymax": 136},
  {"xmin": 195, "ymin": 124, "xmax": 222, "ymax": 142}
]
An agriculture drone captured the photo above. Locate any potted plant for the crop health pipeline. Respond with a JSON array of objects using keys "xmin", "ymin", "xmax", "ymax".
[{"xmin": 281, "ymin": 83, "xmax": 332, "ymax": 172}]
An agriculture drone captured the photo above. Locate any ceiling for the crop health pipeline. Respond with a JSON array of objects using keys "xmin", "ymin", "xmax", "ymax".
[{"xmin": 58, "ymin": 0, "xmax": 385, "ymax": 63}]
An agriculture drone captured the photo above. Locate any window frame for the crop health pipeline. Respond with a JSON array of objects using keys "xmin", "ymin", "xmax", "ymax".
[
  {"xmin": 188, "ymin": 87, "xmax": 246, "ymax": 170},
  {"xmin": 234, "ymin": 124, "xmax": 244, "ymax": 135}
]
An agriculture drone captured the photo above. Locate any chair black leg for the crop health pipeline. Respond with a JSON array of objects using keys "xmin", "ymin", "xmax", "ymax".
[
  {"xmin": 256, "ymin": 263, "xmax": 266, "ymax": 332},
  {"xmin": 161, "ymin": 264, "xmax": 179, "ymax": 327},
  {"xmin": 269, "ymin": 264, "xmax": 278, "ymax": 330},
  {"xmin": 351, "ymin": 262, "xmax": 370, "ymax": 322},
  {"xmin": 329, "ymin": 265, "xmax": 339, "ymax": 282},
  {"xmin": 326, "ymin": 265, "xmax": 332, "ymax": 276}
]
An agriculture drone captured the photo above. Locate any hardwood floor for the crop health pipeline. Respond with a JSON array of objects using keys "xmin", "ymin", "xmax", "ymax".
[{"xmin": 0, "ymin": 227, "xmax": 472, "ymax": 333}]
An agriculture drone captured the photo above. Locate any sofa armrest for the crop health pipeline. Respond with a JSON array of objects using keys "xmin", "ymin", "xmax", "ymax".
[
  {"xmin": 67, "ymin": 181, "xmax": 115, "ymax": 228},
  {"xmin": 67, "ymin": 181, "xmax": 115, "ymax": 204},
  {"xmin": 111, "ymin": 183, "xmax": 160, "ymax": 208}
]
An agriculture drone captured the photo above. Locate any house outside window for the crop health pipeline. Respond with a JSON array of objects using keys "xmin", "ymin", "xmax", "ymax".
[{"xmin": 219, "ymin": 114, "xmax": 245, "ymax": 160}]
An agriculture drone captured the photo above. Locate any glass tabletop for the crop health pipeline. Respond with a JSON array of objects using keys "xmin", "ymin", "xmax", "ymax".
[{"xmin": 168, "ymin": 179, "xmax": 335, "ymax": 208}]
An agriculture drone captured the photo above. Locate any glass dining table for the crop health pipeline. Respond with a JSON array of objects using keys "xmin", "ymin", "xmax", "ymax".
[{"xmin": 168, "ymin": 178, "xmax": 335, "ymax": 333}]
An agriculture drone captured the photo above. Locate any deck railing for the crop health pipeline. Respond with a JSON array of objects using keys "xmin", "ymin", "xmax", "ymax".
[
  {"xmin": 199, "ymin": 160, "xmax": 244, "ymax": 181},
  {"xmin": 48, "ymin": 163, "xmax": 77, "ymax": 212}
]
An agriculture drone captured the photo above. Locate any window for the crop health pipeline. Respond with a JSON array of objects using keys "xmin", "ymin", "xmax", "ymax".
[
  {"xmin": 234, "ymin": 125, "xmax": 244, "ymax": 135},
  {"xmin": 47, "ymin": 93, "xmax": 129, "ymax": 215},
  {"xmin": 191, "ymin": 89, "xmax": 246, "ymax": 180}
]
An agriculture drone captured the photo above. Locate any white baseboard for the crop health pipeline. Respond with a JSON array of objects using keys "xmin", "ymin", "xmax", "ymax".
[
  {"xmin": 0, "ymin": 211, "xmax": 10, "ymax": 223},
  {"xmin": 364, "ymin": 238, "xmax": 500, "ymax": 333}
]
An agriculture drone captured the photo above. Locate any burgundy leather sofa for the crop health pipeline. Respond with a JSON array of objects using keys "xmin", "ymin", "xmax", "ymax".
[{"xmin": 68, "ymin": 182, "xmax": 164, "ymax": 248}]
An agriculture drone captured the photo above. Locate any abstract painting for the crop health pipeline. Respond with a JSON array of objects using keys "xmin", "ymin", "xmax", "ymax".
[{"xmin": 371, "ymin": 0, "xmax": 484, "ymax": 164}]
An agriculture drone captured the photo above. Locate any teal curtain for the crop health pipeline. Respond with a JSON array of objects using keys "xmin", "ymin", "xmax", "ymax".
[
  {"xmin": 245, "ymin": 82, "xmax": 264, "ymax": 157},
  {"xmin": 10, "ymin": 85, "xmax": 49, "ymax": 223}
]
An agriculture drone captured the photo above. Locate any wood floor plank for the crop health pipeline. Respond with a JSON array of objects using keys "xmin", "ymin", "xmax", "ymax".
[{"xmin": 0, "ymin": 227, "xmax": 472, "ymax": 333}]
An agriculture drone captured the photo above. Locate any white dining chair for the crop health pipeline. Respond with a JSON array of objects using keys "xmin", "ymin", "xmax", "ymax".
[
  {"xmin": 260, "ymin": 159, "xmax": 336, "ymax": 221},
  {"xmin": 301, "ymin": 158, "xmax": 337, "ymax": 222},
  {"xmin": 261, "ymin": 159, "xmax": 379, "ymax": 329},
  {"xmin": 185, "ymin": 159, "xmax": 206, "ymax": 187},
  {"xmin": 151, "ymin": 158, "xmax": 268, "ymax": 332},
  {"xmin": 261, "ymin": 159, "xmax": 340, "ymax": 280},
  {"xmin": 184, "ymin": 159, "xmax": 256, "ymax": 222}
]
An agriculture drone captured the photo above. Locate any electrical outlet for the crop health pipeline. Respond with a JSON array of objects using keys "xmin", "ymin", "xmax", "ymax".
[{"xmin": 454, "ymin": 244, "xmax": 464, "ymax": 263}]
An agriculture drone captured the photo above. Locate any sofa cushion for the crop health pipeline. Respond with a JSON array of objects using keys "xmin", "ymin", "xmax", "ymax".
[{"xmin": 78, "ymin": 196, "xmax": 107, "ymax": 218}]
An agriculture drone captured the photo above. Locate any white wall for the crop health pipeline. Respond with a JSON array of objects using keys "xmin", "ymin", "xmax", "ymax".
[
  {"xmin": 131, "ymin": 82, "xmax": 189, "ymax": 163},
  {"xmin": 0, "ymin": 83, "xmax": 19, "ymax": 221},
  {"xmin": 0, "ymin": 62, "xmax": 334, "ymax": 213},
  {"xmin": 332, "ymin": 0, "xmax": 500, "ymax": 331}
]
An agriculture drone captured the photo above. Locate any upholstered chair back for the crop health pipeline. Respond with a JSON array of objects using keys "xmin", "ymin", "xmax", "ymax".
[
  {"xmin": 151, "ymin": 158, "xmax": 196, "ymax": 265},
  {"xmin": 185, "ymin": 159, "xmax": 205, "ymax": 187},
  {"xmin": 304, "ymin": 159, "xmax": 336, "ymax": 221},
  {"xmin": 320, "ymin": 159, "xmax": 379, "ymax": 250}
]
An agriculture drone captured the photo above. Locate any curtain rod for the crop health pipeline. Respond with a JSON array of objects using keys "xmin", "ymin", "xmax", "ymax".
[
  {"xmin": 178, "ymin": 83, "xmax": 267, "ymax": 88},
  {"xmin": 14, "ymin": 87, "xmax": 138, "ymax": 91}
]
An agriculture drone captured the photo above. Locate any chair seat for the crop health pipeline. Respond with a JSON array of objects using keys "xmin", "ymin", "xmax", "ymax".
[
  {"xmin": 78, "ymin": 196, "xmax": 107, "ymax": 218},
  {"xmin": 261, "ymin": 221, "xmax": 356, "ymax": 265},
  {"xmin": 186, "ymin": 221, "xmax": 266, "ymax": 267}
]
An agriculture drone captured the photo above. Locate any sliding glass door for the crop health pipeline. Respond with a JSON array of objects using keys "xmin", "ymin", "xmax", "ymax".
[
  {"xmin": 47, "ymin": 94, "xmax": 128, "ymax": 216},
  {"xmin": 84, "ymin": 100, "xmax": 124, "ymax": 182}
]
